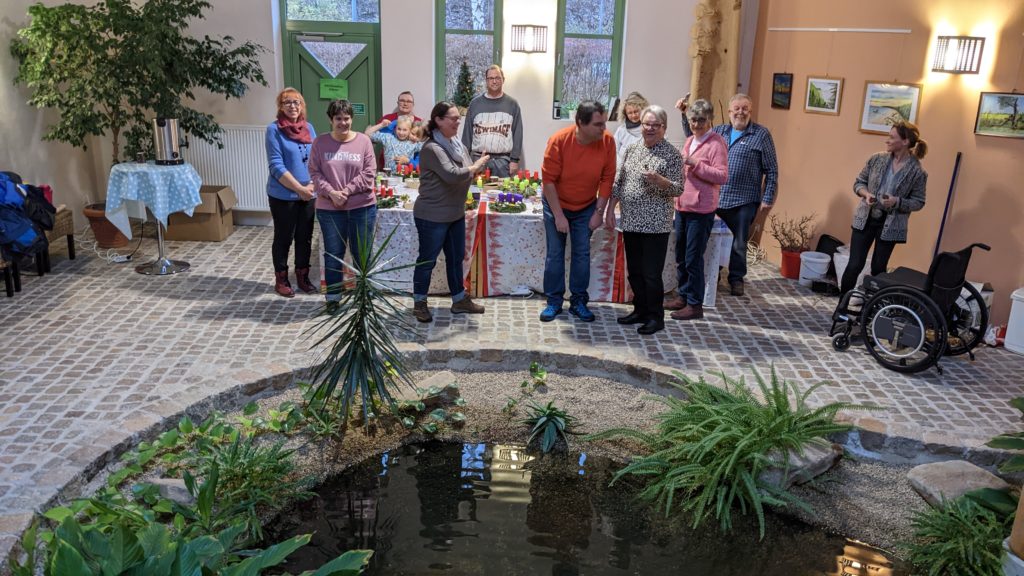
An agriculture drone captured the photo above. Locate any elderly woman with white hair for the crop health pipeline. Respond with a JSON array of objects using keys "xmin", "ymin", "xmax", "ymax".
[{"xmin": 604, "ymin": 104, "xmax": 683, "ymax": 335}]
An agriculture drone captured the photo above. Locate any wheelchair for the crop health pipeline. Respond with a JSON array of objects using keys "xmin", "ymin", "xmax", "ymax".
[{"xmin": 828, "ymin": 243, "xmax": 991, "ymax": 374}]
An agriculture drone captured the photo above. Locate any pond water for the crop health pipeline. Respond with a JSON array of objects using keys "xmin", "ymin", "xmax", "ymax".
[{"xmin": 267, "ymin": 442, "xmax": 905, "ymax": 575}]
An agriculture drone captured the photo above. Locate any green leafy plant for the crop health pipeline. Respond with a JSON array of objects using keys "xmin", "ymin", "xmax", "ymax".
[
  {"xmin": 9, "ymin": 0, "xmax": 266, "ymax": 168},
  {"xmin": 306, "ymin": 226, "xmax": 417, "ymax": 424},
  {"xmin": 522, "ymin": 401, "xmax": 576, "ymax": 453},
  {"xmin": 586, "ymin": 367, "xmax": 865, "ymax": 538},
  {"xmin": 907, "ymin": 496, "xmax": 1010, "ymax": 576},
  {"xmin": 453, "ymin": 60, "xmax": 475, "ymax": 110},
  {"xmin": 986, "ymin": 396, "xmax": 1024, "ymax": 471}
]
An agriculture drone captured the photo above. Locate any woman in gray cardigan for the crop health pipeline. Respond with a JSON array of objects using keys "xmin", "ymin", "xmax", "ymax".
[
  {"xmin": 411, "ymin": 101, "xmax": 489, "ymax": 323},
  {"xmin": 840, "ymin": 120, "xmax": 928, "ymax": 295}
]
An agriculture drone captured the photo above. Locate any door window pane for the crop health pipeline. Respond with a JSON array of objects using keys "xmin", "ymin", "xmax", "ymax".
[
  {"xmin": 565, "ymin": 0, "xmax": 615, "ymax": 35},
  {"xmin": 561, "ymin": 37, "xmax": 612, "ymax": 105},
  {"xmin": 444, "ymin": 35, "xmax": 493, "ymax": 100},
  {"xmin": 445, "ymin": 0, "xmax": 494, "ymax": 31},
  {"xmin": 287, "ymin": 0, "xmax": 379, "ymax": 23},
  {"xmin": 301, "ymin": 41, "xmax": 368, "ymax": 77}
]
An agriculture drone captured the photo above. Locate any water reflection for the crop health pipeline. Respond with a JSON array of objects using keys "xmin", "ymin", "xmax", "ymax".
[{"xmin": 267, "ymin": 442, "xmax": 906, "ymax": 575}]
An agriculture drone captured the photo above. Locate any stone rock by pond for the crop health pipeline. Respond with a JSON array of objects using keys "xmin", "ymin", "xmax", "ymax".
[
  {"xmin": 760, "ymin": 442, "xmax": 844, "ymax": 490},
  {"xmin": 151, "ymin": 478, "xmax": 194, "ymax": 506},
  {"xmin": 907, "ymin": 460, "xmax": 1011, "ymax": 507}
]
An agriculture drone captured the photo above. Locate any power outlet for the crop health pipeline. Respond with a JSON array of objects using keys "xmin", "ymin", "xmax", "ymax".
[{"xmin": 111, "ymin": 254, "xmax": 132, "ymax": 263}]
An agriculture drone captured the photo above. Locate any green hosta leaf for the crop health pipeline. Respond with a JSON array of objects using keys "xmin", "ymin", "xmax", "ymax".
[
  {"xmin": 43, "ymin": 506, "xmax": 75, "ymax": 523},
  {"xmin": 178, "ymin": 417, "xmax": 194, "ymax": 435},
  {"xmin": 50, "ymin": 539, "xmax": 93, "ymax": 576},
  {"xmin": 401, "ymin": 416, "xmax": 416, "ymax": 429},
  {"xmin": 1010, "ymin": 396, "xmax": 1024, "ymax": 415},
  {"xmin": 243, "ymin": 401, "xmax": 259, "ymax": 416},
  {"xmin": 220, "ymin": 534, "xmax": 311, "ymax": 576},
  {"xmin": 455, "ymin": 397, "xmax": 467, "ymax": 407},
  {"xmin": 420, "ymin": 422, "xmax": 439, "ymax": 434},
  {"xmin": 157, "ymin": 429, "xmax": 180, "ymax": 448},
  {"xmin": 137, "ymin": 448, "xmax": 157, "ymax": 466},
  {"xmin": 964, "ymin": 487, "xmax": 1018, "ymax": 517},
  {"xmin": 429, "ymin": 409, "xmax": 447, "ymax": 422},
  {"xmin": 451, "ymin": 412, "xmax": 466, "ymax": 423},
  {"xmin": 998, "ymin": 454, "xmax": 1024, "ymax": 473},
  {"xmin": 427, "ymin": 385, "xmax": 442, "ymax": 396},
  {"xmin": 304, "ymin": 549, "xmax": 374, "ymax": 576},
  {"xmin": 987, "ymin": 433, "xmax": 1024, "ymax": 450}
]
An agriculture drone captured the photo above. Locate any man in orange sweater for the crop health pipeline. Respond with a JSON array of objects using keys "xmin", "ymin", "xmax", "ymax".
[{"xmin": 539, "ymin": 100, "xmax": 617, "ymax": 322}]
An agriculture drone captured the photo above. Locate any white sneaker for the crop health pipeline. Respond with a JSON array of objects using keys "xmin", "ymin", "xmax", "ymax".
[{"xmin": 847, "ymin": 294, "xmax": 865, "ymax": 311}]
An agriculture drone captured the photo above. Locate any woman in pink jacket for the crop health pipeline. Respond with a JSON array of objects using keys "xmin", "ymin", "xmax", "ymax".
[{"xmin": 670, "ymin": 99, "xmax": 728, "ymax": 321}]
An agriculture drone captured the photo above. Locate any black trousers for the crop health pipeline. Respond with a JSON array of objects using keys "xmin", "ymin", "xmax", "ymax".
[
  {"xmin": 268, "ymin": 196, "xmax": 316, "ymax": 272},
  {"xmin": 841, "ymin": 218, "xmax": 897, "ymax": 294},
  {"xmin": 623, "ymin": 231, "xmax": 670, "ymax": 322}
]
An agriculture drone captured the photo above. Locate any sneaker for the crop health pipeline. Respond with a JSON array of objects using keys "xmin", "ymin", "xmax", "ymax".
[
  {"xmin": 451, "ymin": 296, "xmax": 485, "ymax": 314},
  {"xmin": 670, "ymin": 304, "xmax": 704, "ymax": 321},
  {"xmin": 569, "ymin": 301, "xmax": 595, "ymax": 322},
  {"xmin": 413, "ymin": 301, "xmax": 433, "ymax": 323},
  {"xmin": 539, "ymin": 304, "xmax": 563, "ymax": 322},
  {"xmin": 664, "ymin": 294, "xmax": 686, "ymax": 310},
  {"xmin": 729, "ymin": 280, "xmax": 745, "ymax": 296}
]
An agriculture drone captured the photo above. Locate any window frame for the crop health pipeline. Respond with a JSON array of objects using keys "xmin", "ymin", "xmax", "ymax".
[
  {"xmin": 434, "ymin": 0, "xmax": 504, "ymax": 102},
  {"xmin": 553, "ymin": 0, "xmax": 626, "ymax": 118}
]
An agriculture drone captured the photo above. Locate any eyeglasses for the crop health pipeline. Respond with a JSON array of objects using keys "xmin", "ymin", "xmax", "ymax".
[
  {"xmin": 443, "ymin": 114, "xmax": 461, "ymax": 121},
  {"xmin": 486, "ymin": 76, "xmax": 503, "ymax": 81},
  {"xmin": 641, "ymin": 122, "xmax": 663, "ymax": 130},
  {"xmin": 282, "ymin": 100, "xmax": 302, "ymax": 107},
  {"xmin": 688, "ymin": 117, "xmax": 708, "ymax": 125},
  {"xmin": 398, "ymin": 99, "xmax": 414, "ymax": 104}
]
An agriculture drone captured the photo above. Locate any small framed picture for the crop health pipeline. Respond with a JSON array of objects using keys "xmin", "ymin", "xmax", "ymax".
[
  {"xmin": 771, "ymin": 73, "xmax": 794, "ymax": 110},
  {"xmin": 974, "ymin": 92, "xmax": 1024, "ymax": 139},
  {"xmin": 860, "ymin": 81, "xmax": 922, "ymax": 134},
  {"xmin": 804, "ymin": 76, "xmax": 843, "ymax": 115}
]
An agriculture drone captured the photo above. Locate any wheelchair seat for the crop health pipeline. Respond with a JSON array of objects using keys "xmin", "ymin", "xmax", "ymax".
[{"xmin": 863, "ymin": 267, "xmax": 928, "ymax": 294}]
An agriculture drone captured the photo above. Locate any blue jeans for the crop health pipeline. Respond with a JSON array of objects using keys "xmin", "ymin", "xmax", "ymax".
[
  {"xmin": 542, "ymin": 198, "xmax": 595, "ymax": 307},
  {"xmin": 674, "ymin": 211, "xmax": 715, "ymax": 306},
  {"xmin": 716, "ymin": 201, "xmax": 760, "ymax": 284},
  {"xmin": 317, "ymin": 205, "xmax": 377, "ymax": 302},
  {"xmin": 413, "ymin": 217, "xmax": 466, "ymax": 302}
]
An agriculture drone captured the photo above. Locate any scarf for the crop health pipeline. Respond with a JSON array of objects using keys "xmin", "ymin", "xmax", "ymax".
[
  {"xmin": 625, "ymin": 118, "xmax": 641, "ymax": 130},
  {"xmin": 276, "ymin": 112, "xmax": 312, "ymax": 144},
  {"xmin": 430, "ymin": 129, "xmax": 468, "ymax": 166}
]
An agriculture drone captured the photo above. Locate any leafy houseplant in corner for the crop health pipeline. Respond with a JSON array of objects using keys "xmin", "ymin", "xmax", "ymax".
[
  {"xmin": 10, "ymin": 0, "xmax": 267, "ymax": 246},
  {"xmin": 769, "ymin": 213, "xmax": 815, "ymax": 280}
]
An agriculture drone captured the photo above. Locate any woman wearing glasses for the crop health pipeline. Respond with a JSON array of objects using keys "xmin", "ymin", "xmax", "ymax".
[
  {"xmin": 410, "ymin": 101, "xmax": 490, "ymax": 323},
  {"xmin": 670, "ymin": 99, "xmax": 728, "ymax": 321},
  {"xmin": 266, "ymin": 88, "xmax": 317, "ymax": 298},
  {"xmin": 604, "ymin": 105, "xmax": 683, "ymax": 335}
]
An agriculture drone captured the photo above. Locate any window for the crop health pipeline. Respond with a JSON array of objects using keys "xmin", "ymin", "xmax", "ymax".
[
  {"xmin": 555, "ymin": 0, "xmax": 624, "ymax": 117},
  {"xmin": 435, "ymin": 0, "xmax": 503, "ymax": 102},
  {"xmin": 287, "ymin": 0, "xmax": 379, "ymax": 23}
]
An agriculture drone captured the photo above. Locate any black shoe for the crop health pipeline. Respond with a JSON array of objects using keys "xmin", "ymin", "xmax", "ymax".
[
  {"xmin": 637, "ymin": 319, "xmax": 664, "ymax": 335},
  {"xmin": 617, "ymin": 311, "xmax": 644, "ymax": 325}
]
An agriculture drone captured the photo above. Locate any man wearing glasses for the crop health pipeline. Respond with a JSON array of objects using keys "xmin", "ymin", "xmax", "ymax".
[
  {"xmin": 376, "ymin": 91, "xmax": 421, "ymax": 135},
  {"xmin": 674, "ymin": 93, "xmax": 779, "ymax": 297},
  {"xmin": 461, "ymin": 65, "xmax": 523, "ymax": 178}
]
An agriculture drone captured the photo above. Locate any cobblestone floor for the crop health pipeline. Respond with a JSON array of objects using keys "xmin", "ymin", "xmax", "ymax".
[{"xmin": 2, "ymin": 225, "xmax": 1022, "ymax": 560}]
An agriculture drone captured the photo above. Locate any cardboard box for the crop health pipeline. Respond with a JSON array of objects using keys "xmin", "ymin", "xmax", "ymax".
[{"xmin": 165, "ymin": 185, "xmax": 237, "ymax": 241}]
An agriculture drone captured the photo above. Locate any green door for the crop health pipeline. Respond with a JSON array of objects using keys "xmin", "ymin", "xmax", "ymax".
[{"xmin": 288, "ymin": 32, "xmax": 379, "ymax": 135}]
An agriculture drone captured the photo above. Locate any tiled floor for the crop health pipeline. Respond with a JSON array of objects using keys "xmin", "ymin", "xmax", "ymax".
[{"xmin": 2, "ymin": 224, "xmax": 1022, "ymax": 560}]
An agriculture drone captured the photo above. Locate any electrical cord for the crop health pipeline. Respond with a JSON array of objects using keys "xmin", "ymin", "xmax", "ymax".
[{"xmin": 75, "ymin": 219, "xmax": 146, "ymax": 264}]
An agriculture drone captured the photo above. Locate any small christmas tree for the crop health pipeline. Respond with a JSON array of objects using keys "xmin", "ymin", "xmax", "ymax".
[{"xmin": 454, "ymin": 60, "xmax": 475, "ymax": 110}]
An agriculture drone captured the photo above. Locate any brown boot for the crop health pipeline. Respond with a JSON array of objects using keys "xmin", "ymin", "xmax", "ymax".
[
  {"xmin": 451, "ymin": 296, "xmax": 485, "ymax": 314},
  {"xmin": 664, "ymin": 294, "xmax": 686, "ymax": 310},
  {"xmin": 671, "ymin": 303, "xmax": 704, "ymax": 320},
  {"xmin": 295, "ymin": 267, "xmax": 317, "ymax": 294},
  {"xmin": 413, "ymin": 301, "xmax": 433, "ymax": 323},
  {"xmin": 274, "ymin": 269, "xmax": 294, "ymax": 298}
]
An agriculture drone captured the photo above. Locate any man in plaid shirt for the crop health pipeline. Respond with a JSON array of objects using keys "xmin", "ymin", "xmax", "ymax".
[{"xmin": 674, "ymin": 93, "xmax": 778, "ymax": 297}]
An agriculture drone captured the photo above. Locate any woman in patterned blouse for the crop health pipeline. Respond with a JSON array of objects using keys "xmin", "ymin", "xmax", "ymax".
[{"xmin": 604, "ymin": 105, "xmax": 683, "ymax": 335}]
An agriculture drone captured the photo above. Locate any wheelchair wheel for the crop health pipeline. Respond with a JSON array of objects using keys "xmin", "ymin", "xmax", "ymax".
[
  {"xmin": 860, "ymin": 286, "xmax": 947, "ymax": 373},
  {"xmin": 832, "ymin": 334, "xmax": 851, "ymax": 351},
  {"xmin": 945, "ymin": 281, "xmax": 989, "ymax": 357}
]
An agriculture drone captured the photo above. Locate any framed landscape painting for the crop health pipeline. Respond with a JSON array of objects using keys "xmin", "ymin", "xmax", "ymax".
[
  {"xmin": 804, "ymin": 76, "xmax": 843, "ymax": 115},
  {"xmin": 975, "ymin": 92, "xmax": 1024, "ymax": 138},
  {"xmin": 771, "ymin": 73, "xmax": 794, "ymax": 109},
  {"xmin": 860, "ymin": 82, "xmax": 922, "ymax": 134}
]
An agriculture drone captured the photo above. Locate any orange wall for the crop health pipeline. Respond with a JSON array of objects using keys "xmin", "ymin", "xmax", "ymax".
[{"xmin": 750, "ymin": 0, "xmax": 1024, "ymax": 323}]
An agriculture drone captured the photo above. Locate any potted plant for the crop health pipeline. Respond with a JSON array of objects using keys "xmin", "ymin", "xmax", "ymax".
[
  {"xmin": 769, "ymin": 213, "xmax": 815, "ymax": 280},
  {"xmin": 453, "ymin": 60, "xmax": 475, "ymax": 116},
  {"xmin": 10, "ymin": 0, "xmax": 267, "ymax": 246},
  {"xmin": 563, "ymin": 101, "xmax": 579, "ymax": 121}
]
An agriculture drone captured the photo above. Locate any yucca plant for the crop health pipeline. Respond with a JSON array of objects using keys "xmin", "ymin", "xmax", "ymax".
[
  {"xmin": 305, "ymin": 226, "xmax": 417, "ymax": 423},
  {"xmin": 586, "ymin": 367, "xmax": 868, "ymax": 538},
  {"xmin": 522, "ymin": 401, "xmax": 576, "ymax": 453},
  {"xmin": 907, "ymin": 496, "xmax": 1010, "ymax": 576}
]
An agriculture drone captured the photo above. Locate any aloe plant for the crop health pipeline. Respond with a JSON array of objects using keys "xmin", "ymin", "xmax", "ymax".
[{"xmin": 522, "ymin": 401, "xmax": 576, "ymax": 453}]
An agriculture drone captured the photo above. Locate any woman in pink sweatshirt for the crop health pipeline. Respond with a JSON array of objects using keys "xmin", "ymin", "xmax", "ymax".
[
  {"xmin": 670, "ymin": 98, "xmax": 728, "ymax": 321},
  {"xmin": 309, "ymin": 99, "xmax": 378, "ymax": 310}
]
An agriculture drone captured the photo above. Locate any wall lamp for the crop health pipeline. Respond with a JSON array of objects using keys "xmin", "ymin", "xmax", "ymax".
[
  {"xmin": 511, "ymin": 25, "xmax": 547, "ymax": 53},
  {"xmin": 932, "ymin": 36, "xmax": 985, "ymax": 74}
]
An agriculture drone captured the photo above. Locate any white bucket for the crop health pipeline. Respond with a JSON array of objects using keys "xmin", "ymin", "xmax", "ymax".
[
  {"xmin": 1006, "ymin": 287, "xmax": 1024, "ymax": 356},
  {"xmin": 799, "ymin": 251, "xmax": 830, "ymax": 287},
  {"xmin": 833, "ymin": 251, "xmax": 871, "ymax": 289}
]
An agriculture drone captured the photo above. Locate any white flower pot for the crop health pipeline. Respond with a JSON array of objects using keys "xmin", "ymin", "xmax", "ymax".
[{"xmin": 1004, "ymin": 538, "xmax": 1024, "ymax": 576}]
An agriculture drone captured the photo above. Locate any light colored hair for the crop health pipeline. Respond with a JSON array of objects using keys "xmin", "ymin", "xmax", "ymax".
[
  {"xmin": 729, "ymin": 93, "xmax": 752, "ymax": 106},
  {"xmin": 621, "ymin": 91, "xmax": 649, "ymax": 115},
  {"xmin": 640, "ymin": 104, "xmax": 668, "ymax": 128},
  {"xmin": 485, "ymin": 64, "xmax": 504, "ymax": 80}
]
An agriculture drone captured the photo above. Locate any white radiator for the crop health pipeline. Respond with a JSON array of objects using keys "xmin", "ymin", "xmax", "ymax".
[{"xmin": 185, "ymin": 124, "xmax": 270, "ymax": 211}]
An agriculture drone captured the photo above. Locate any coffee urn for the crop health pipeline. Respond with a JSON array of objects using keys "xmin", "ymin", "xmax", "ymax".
[{"xmin": 152, "ymin": 118, "xmax": 184, "ymax": 165}]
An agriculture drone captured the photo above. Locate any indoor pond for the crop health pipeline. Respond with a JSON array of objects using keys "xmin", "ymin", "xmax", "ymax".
[{"xmin": 267, "ymin": 442, "xmax": 905, "ymax": 575}]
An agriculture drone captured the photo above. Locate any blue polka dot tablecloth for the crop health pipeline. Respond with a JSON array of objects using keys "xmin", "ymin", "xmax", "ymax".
[{"xmin": 105, "ymin": 162, "xmax": 202, "ymax": 239}]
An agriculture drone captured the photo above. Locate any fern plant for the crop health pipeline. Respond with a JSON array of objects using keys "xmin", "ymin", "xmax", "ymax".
[
  {"xmin": 586, "ymin": 367, "xmax": 867, "ymax": 538},
  {"xmin": 306, "ymin": 226, "xmax": 417, "ymax": 423},
  {"xmin": 522, "ymin": 401, "xmax": 576, "ymax": 453},
  {"xmin": 907, "ymin": 497, "xmax": 1010, "ymax": 576}
]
